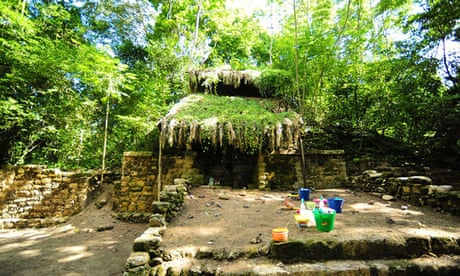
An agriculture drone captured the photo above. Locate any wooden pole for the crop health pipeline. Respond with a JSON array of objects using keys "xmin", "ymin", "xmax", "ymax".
[
  {"xmin": 299, "ymin": 136, "xmax": 307, "ymax": 188},
  {"xmin": 157, "ymin": 127, "xmax": 164, "ymax": 201}
]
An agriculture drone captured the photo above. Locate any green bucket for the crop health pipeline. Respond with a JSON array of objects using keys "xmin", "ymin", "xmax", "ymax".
[{"xmin": 313, "ymin": 208, "xmax": 336, "ymax": 232}]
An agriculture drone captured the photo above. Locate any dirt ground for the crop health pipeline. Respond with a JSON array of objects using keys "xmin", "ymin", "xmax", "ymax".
[
  {"xmin": 162, "ymin": 186, "xmax": 460, "ymax": 253},
  {"xmin": 1, "ymin": 185, "xmax": 459, "ymax": 276},
  {"xmin": 0, "ymin": 186, "xmax": 148, "ymax": 276}
]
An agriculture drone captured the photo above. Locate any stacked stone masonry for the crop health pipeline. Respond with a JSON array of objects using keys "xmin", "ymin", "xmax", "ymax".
[
  {"xmin": 123, "ymin": 181, "xmax": 187, "ymax": 275},
  {"xmin": 114, "ymin": 150, "xmax": 347, "ymax": 222},
  {"xmin": 349, "ymin": 167, "xmax": 460, "ymax": 216},
  {"xmin": 0, "ymin": 165, "xmax": 89, "ymax": 229}
]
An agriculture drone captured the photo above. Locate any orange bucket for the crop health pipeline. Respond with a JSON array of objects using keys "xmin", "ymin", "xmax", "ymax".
[{"xmin": 272, "ymin": 227, "xmax": 288, "ymax": 242}]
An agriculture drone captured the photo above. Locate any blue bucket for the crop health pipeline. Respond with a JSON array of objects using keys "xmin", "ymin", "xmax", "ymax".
[
  {"xmin": 327, "ymin": 197, "xmax": 344, "ymax": 213},
  {"xmin": 299, "ymin": 188, "xmax": 310, "ymax": 201}
]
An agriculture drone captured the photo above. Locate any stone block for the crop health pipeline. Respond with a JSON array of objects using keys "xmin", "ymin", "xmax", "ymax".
[
  {"xmin": 128, "ymin": 203, "xmax": 137, "ymax": 212},
  {"xmin": 144, "ymin": 227, "xmax": 166, "ymax": 236},
  {"xmin": 149, "ymin": 214, "xmax": 166, "ymax": 227},
  {"xmin": 401, "ymin": 185, "xmax": 411, "ymax": 194},
  {"xmin": 152, "ymin": 201, "xmax": 170, "ymax": 214},
  {"xmin": 414, "ymin": 184, "xmax": 426, "ymax": 195},
  {"xmin": 133, "ymin": 234, "xmax": 162, "ymax": 252},
  {"xmin": 125, "ymin": 252, "xmax": 150, "ymax": 268},
  {"xmin": 408, "ymin": 176, "xmax": 432, "ymax": 185}
]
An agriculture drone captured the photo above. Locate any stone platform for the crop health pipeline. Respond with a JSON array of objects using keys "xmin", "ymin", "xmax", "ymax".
[{"xmin": 125, "ymin": 186, "xmax": 460, "ymax": 275}]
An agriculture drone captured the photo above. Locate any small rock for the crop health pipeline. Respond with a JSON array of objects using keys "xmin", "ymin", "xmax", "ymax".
[
  {"xmin": 243, "ymin": 205, "xmax": 250, "ymax": 208},
  {"xmin": 382, "ymin": 195, "xmax": 394, "ymax": 201},
  {"xmin": 368, "ymin": 200, "xmax": 375, "ymax": 205},
  {"xmin": 250, "ymin": 233, "xmax": 263, "ymax": 244},
  {"xmin": 187, "ymin": 214, "xmax": 194, "ymax": 219},
  {"xmin": 96, "ymin": 225, "xmax": 114, "ymax": 232},
  {"xmin": 385, "ymin": 216, "xmax": 395, "ymax": 224},
  {"xmin": 95, "ymin": 199, "xmax": 108, "ymax": 209},
  {"xmin": 218, "ymin": 192, "xmax": 230, "ymax": 200},
  {"xmin": 207, "ymin": 240, "xmax": 214, "ymax": 245},
  {"xmin": 401, "ymin": 205, "xmax": 408, "ymax": 210}
]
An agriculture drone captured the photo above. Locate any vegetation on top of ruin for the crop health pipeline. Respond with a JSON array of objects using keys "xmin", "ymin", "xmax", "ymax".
[{"xmin": 158, "ymin": 94, "xmax": 302, "ymax": 153}]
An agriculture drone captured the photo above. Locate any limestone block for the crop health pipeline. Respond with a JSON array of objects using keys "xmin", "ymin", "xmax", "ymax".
[
  {"xmin": 128, "ymin": 203, "xmax": 137, "ymax": 212},
  {"xmin": 125, "ymin": 252, "xmax": 150, "ymax": 268},
  {"xmin": 408, "ymin": 176, "xmax": 432, "ymax": 185},
  {"xmin": 136, "ymin": 202, "xmax": 146, "ymax": 212},
  {"xmin": 401, "ymin": 185, "xmax": 411, "ymax": 194},
  {"xmin": 411, "ymin": 184, "xmax": 423, "ymax": 194},
  {"xmin": 149, "ymin": 213, "xmax": 167, "ymax": 227},
  {"xmin": 144, "ymin": 226, "xmax": 166, "ymax": 236},
  {"xmin": 152, "ymin": 201, "xmax": 170, "ymax": 214},
  {"xmin": 129, "ymin": 192, "xmax": 141, "ymax": 201},
  {"xmin": 139, "ymin": 184, "xmax": 152, "ymax": 193},
  {"xmin": 120, "ymin": 186, "xmax": 130, "ymax": 194},
  {"xmin": 69, "ymin": 183, "xmax": 79, "ymax": 190},
  {"xmin": 146, "ymin": 175, "xmax": 156, "ymax": 184},
  {"xmin": 421, "ymin": 185, "xmax": 433, "ymax": 195},
  {"xmin": 129, "ymin": 183, "xmax": 143, "ymax": 192},
  {"xmin": 133, "ymin": 234, "xmax": 162, "ymax": 252},
  {"xmin": 432, "ymin": 185, "xmax": 453, "ymax": 194}
]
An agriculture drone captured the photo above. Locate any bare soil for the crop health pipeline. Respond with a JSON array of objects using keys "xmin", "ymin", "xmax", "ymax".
[
  {"xmin": 162, "ymin": 186, "xmax": 460, "ymax": 253},
  {"xmin": 0, "ymin": 186, "xmax": 148, "ymax": 276},
  {"xmin": 1, "ymin": 185, "xmax": 459, "ymax": 276}
]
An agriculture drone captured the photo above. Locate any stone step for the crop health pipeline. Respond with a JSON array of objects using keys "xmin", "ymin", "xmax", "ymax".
[
  {"xmin": 270, "ymin": 235, "xmax": 460, "ymax": 263},
  {"xmin": 159, "ymin": 255, "xmax": 460, "ymax": 276},
  {"xmin": 162, "ymin": 234, "xmax": 459, "ymax": 263}
]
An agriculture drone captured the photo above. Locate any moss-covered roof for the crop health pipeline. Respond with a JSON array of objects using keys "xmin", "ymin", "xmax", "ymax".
[{"xmin": 158, "ymin": 94, "xmax": 303, "ymax": 154}]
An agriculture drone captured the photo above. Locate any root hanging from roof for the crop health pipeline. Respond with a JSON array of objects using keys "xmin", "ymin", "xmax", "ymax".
[
  {"xmin": 158, "ymin": 94, "xmax": 303, "ymax": 154},
  {"xmin": 189, "ymin": 68, "xmax": 261, "ymax": 94}
]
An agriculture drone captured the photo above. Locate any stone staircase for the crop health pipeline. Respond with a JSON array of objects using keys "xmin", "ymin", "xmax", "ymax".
[{"xmin": 155, "ymin": 234, "xmax": 460, "ymax": 275}]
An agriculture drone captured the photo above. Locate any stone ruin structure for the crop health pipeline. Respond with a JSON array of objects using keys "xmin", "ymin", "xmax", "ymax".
[
  {"xmin": 1, "ymin": 68, "xmax": 459, "ymax": 275},
  {"xmin": 112, "ymin": 68, "xmax": 348, "ymax": 221}
]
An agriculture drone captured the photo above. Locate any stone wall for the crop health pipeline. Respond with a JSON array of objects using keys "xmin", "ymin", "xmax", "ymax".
[
  {"xmin": 0, "ymin": 165, "xmax": 89, "ymax": 229},
  {"xmin": 305, "ymin": 149, "xmax": 348, "ymax": 189},
  {"xmin": 349, "ymin": 167, "xmax": 460, "ymax": 216},
  {"xmin": 113, "ymin": 152, "xmax": 204, "ymax": 222},
  {"xmin": 123, "ymin": 181, "xmax": 187, "ymax": 275},
  {"xmin": 114, "ymin": 150, "xmax": 347, "ymax": 221}
]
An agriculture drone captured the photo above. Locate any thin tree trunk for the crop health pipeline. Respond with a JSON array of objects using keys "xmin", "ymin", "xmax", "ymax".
[
  {"xmin": 293, "ymin": 0, "xmax": 301, "ymax": 114},
  {"xmin": 441, "ymin": 38, "xmax": 454, "ymax": 83},
  {"xmin": 269, "ymin": 0, "xmax": 274, "ymax": 65},
  {"xmin": 189, "ymin": 0, "xmax": 202, "ymax": 67},
  {"xmin": 101, "ymin": 81, "xmax": 111, "ymax": 188},
  {"xmin": 19, "ymin": 0, "xmax": 26, "ymax": 16}
]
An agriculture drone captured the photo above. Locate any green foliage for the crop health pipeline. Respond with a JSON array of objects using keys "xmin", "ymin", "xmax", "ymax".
[
  {"xmin": 255, "ymin": 69, "xmax": 293, "ymax": 99},
  {"xmin": 168, "ymin": 94, "xmax": 300, "ymax": 153},
  {"xmin": 1, "ymin": 0, "xmax": 459, "ymax": 170},
  {"xmin": 174, "ymin": 94, "xmax": 298, "ymax": 126}
]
